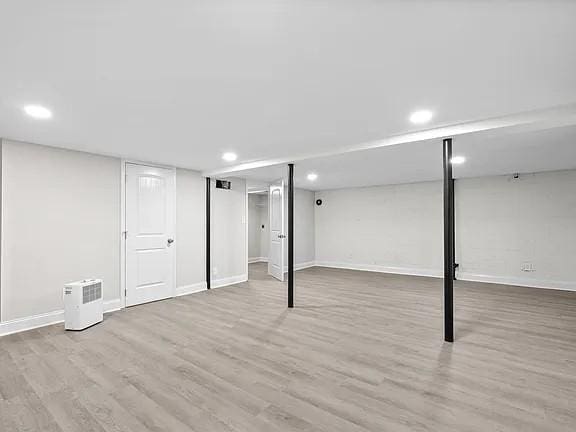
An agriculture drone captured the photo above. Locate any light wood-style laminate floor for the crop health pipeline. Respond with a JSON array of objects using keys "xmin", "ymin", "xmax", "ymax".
[{"xmin": 1, "ymin": 263, "xmax": 576, "ymax": 432}]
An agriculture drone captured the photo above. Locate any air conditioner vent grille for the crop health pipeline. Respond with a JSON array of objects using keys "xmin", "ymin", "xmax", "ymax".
[{"xmin": 83, "ymin": 282, "xmax": 102, "ymax": 304}]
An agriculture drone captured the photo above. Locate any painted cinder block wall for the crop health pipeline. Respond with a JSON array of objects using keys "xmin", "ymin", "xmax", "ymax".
[{"xmin": 315, "ymin": 170, "xmax": 576, "ymax": 290}]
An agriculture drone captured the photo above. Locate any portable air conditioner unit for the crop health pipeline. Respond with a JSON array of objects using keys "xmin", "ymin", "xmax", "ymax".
[{"xmin": 64, "ymin": 279, "xmax": 103, "ymax": 330}]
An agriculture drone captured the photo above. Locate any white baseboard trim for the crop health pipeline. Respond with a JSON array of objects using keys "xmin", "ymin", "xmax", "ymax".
[
  {"xmin": 177, "ymin": 276, "xmax": 247, "ymax": 295},
  {"xmin": 314, "ymin": 261, "xmax": 442, "ymax": 278},
  {"xmin": 0, "ymin": 310, "xmax": 64, "ymax": 337},
  {"xmin": 313, "ymin": 261, "xmax": 575, "ymax": 292},
  {"xmin": 283, "ymin": 261, "xmax": 317, "ymax": 272},
  {"xmin": 0, "ymin": 274, "xmax": 248, "ymax": 338},
  {"xmin": 104, "ymin": 299, "xmax": 123, "ymax": 313},
  {"xmin": 212, "ymin": 274, "xmax": 248, "ymax": 289},
  {"xmin": 248, "ymin": 257, "xmax": 268, "ymax": 264},
  {"xmin": 176, "ymin": 282, "xmax": 207, "ymax": 297},
  {"xmin": 0, "ymin": 299, "xmax": 122, "ymax": 338},
  {"xmin": 0, "ymin": 275, "xmax": 247, "ymax": 337},
  {"xmin": 457, "ymin": 272, "xmax": 576, "ymax": 292},
  {"xmin": 3, "ymin": 269, "xmax": 571, "ymax": 338},
  {"xmin": 296, "ymin": 261, "xmax": 316, "ymax": 271}
]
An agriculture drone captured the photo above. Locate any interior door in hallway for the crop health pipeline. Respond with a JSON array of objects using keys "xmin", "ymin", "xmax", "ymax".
[{"xmin": 268, "ymin": 180, "xmax": 285, "ymax": 281}]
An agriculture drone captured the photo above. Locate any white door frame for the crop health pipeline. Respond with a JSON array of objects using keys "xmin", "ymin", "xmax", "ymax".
[
  {"xmin": 244, "ymin": 181, "xmax": 249, "ymax": 277},
  {"xmin": 246, "ymin": 189, "xmax": 269, "ymax": 267},
  {"xmin": 120, "ymin": 159, "xmax": 177, "ymax": 308}
]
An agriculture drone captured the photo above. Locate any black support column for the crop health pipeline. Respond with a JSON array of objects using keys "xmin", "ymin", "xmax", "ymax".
[
  {"xmin": 206, "ymin": 177, "xmax": 211, "ymax": 290},
  {"xmin": 288, "ymin": 163, "xmax": 294, "ymax": 308},
  {"xmin": 443, "ymin": 138, "xmax": 454, "ymax": 342},
  {"xmin": 451, "ymin": 178, "xmax": 457, "ymax": 281}
]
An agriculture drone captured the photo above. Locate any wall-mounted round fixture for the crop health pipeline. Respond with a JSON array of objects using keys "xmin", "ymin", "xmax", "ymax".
[
  {"xmin": 450, "ymin": 156, "xmax": 466, "ymax": 164},
  {"xmin": 316, "ymin": 199, "xmax": 322, "ymax": 206},
  {"xmin": 222, "ymin": 152, "xmax": 237, "ymax": 162},
  {"xmin": 409, "ymin": 109, "xmax": 433, "ymax": 124},
  {"xmin": 23, "ymin": 104, "xmax": 52, "ymax": 119},
  {"xmin": 307, "ymin": 173, "xmax": 318, "ymax": 181}
]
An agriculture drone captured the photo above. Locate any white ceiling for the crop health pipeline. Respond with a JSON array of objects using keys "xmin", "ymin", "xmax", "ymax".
[
  {"xmin": 1, "ymin": 1, "xmax": 576, "ymax": 173},
  {"xmin": 242, "ymin": 125, "xmax": 576, "ymax": 191}
]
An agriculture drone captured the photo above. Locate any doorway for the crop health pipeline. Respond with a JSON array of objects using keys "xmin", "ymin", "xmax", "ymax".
[
  {"xmin": 248, "ymin": 192, "xmax": 269, "ymax": 265},
  {"xmin": 247, "ymin": 178, "xmax": 286, "ymax": 282}
]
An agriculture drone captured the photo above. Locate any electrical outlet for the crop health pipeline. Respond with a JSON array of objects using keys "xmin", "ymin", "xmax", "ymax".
[{"xmin": 213, "ymin": 266, "xmax": 218, "ymax": 276}]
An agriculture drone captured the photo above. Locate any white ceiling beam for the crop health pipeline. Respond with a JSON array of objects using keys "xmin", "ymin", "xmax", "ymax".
[{"xmin": 202, "ymin": 103, "xmax": 576, "ymax": 177}]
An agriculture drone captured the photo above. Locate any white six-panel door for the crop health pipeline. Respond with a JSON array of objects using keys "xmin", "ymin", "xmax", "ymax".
[
  {"xmin": 268, "ymin": 180, "xmax": 285, "ymax": 281},
  {"xmin": 125, "ymin": 163, "xmax": 176, "ymax": 307}
]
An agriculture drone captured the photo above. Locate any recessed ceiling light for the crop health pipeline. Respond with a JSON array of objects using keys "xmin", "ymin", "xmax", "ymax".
[
  {"xmin": 409, "ymin": 109, "xmax": 433, "ymax": 124},
  {"xmin": 222, "ymin": 152, "xmax": 237, "ymax": 162},
  {"xmin": 451, "ymin": 156, "xmax": 466, "ymax": 164},
  {"xmin": 307, "ymin": 173, "xmax": 318, "ymax": 181},
  {"xmin": 23, "ymin": 104, "xmax": 52, "ymax": 119}
]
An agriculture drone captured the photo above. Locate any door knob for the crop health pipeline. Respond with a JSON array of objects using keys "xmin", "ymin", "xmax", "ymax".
[
  {"xmin": 167, "ymin": 238, "xmax": 175, "ymax": 245},
  {"xmin": 278, "ymin": 234, "xmax": 286, "ymax": 239}
]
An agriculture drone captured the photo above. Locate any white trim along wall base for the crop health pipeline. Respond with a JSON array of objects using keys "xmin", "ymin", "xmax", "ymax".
[
  {"xmin": 213, "ymin": 274, "xmax": 249, "ymax": 289},
  {"xmin": 0, "ymin": 275, "xmax": 251, "ymax": 337},
  {"xmin": 457, "ymin": 272, "xmax": 575, "ymax": 292},
  {"xmin": 175, "ymin": 273, "xmax": 249, "ymax": 296},
  {"xmin": 2, "ymin": 262, "xmax": 573, "ymax": 338},
  {"xmin": 313, "ymin": 262, "xmax": 575, "ymax": 292},
  {"xmin": 283, "ymin": 261, "xmax": 316, "ymax": 272},
  {"xmin": 176, "ymin": 282, "xmax": 208, "ymax": 297},
  {"xmin": 314, "ymin": 261, "xmax": 442, "ymax": 279},
  {"xmin": 0, "ymin": 300, "xmax": 122, "ymax": 338},
  {"xmin": 249, "ymin": 257, "xmax": 268, "ymax": 264}
]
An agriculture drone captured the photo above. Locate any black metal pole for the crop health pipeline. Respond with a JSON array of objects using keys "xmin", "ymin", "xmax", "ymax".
[
  {"xmin": 443, "ymin": 138, "xmax": 454, "ymax": 342},
  {"xmin": 206, "ymin": 177, "xmax": 211, "ymax": 290},
  {"xmin": 288, "ymin": 163, "xmax": 294, "ymax": 308},
  {"xmin": 451, "ymin": 178, "xmax": 457, "ymax": 281}
]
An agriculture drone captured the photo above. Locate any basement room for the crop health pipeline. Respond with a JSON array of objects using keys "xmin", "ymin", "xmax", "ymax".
[{"xmin": 1, "ymin": 2, "xmax": 575, "ymax": 431}]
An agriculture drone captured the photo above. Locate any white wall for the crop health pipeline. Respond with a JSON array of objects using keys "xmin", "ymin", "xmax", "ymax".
[
  {"xmin": 315, "ymin": 170, "xmax": 576, "ymax": 290},
  {"xmin": 293, "ymin": 189, "xmax": 316, "ymax": 266},
  {"xmin": 456, "ymin": 171, "xmax": 576, "ymax": 289},
  {"xmin": 0, "ymin": 140, "xmax": 121, "ymax": 321},
  {"xmin": 211, "ymin": 178, "xmax": 248, "ymax": 284},
  {"xmin": 315, "ymin": 181, "xmax": 442, "ymax": 276},
  {"xmin": 280, "ymin": 188, "xmax": 317, "ymax": 269},
  {"xmin": 175, "ymin": 168, "xmax": 206, "ymax": 292}
]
